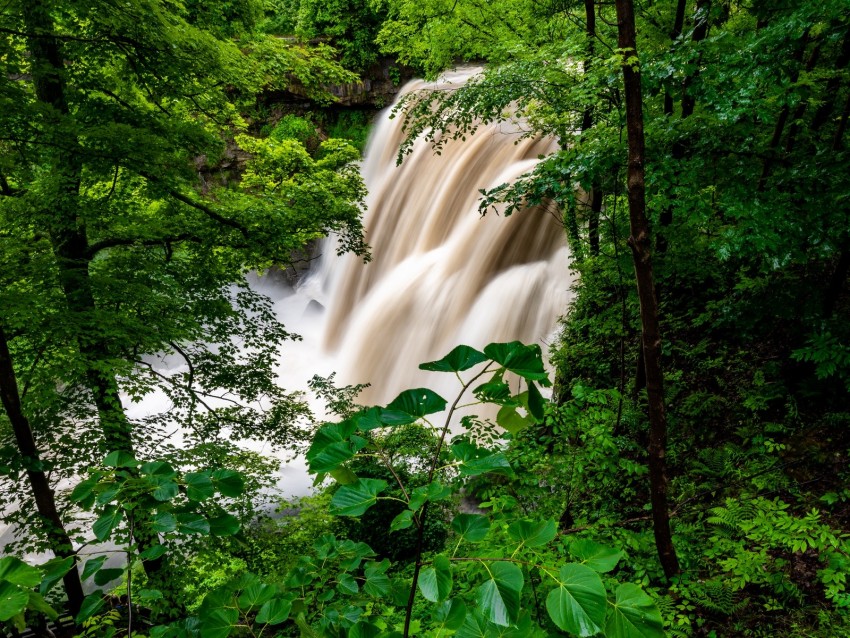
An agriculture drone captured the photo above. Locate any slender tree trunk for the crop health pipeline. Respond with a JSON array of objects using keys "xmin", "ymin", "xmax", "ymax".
[
  {"xmin": 664, "ymin": 0, "xmax": 688, "ymax": 117},
  {"xmin": 614, "ymin": 0, "xmax": 681, "ymax": 581},
  {"xmin": 0, "ymin": 326, "xmax": 85, "ymax": 615},
  {"xmin": 582, "ymin": 0, "xmax": 602, "ymax": 256},
  {"xmin": 23, "ymin": 0, "xmax": 163, "ymax": 577}
]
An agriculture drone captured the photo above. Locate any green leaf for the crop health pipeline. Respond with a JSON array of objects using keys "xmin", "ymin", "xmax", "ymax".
[
  {"xmin": 211, "ymin": 469, "xmax": 245, "ymax": 497},
  {"xmin": 604, "ymin": 583, "xmax": 664, "ymax": 638},
  {"xmin": 483, "ymin": 342, "xmax": 550, "ymax": 384},
  {"xmin": 350, "ymin": 407, "xmax": 384, "ymax": 431},
  {"xmin": 209, "ymin": 514, "xmax": 241, "ymax": 537},
  {"xmin": 337, "ymin": 573, "xmax": 359, "ymax": 594},
  {"xmin": 200, "ymin": 607, "xmax": 239, "ymax": 638},
  {"xmin": 0, "ymin": 581, "xmax": 29, "ymax": 622},
  {"xmin": 419, "ymin": 555, "xmax": 452, "ymax": 602},
  {"xmin": 496, "ymin": 404, "xmax": 532, "ymax": 434},
  {"xmin": 570, "ymin": 539, "xmax": 624, "ymax": 573},
  {"xmin": 93, "ymin": 507, "xmax": 123, "ymax": 541},
  {"xmin": 459, "ymin": 452, "xmax": 513, "ymax": 477},
  {"xmin": 81, "ymin": 556, "xmax": 108, "ymax": 581},
  {"xmin": 526, "ymin": 381, "xmax": 545, "ymax": 421},
  {"xmin": 390, "ymin": 509, "xmax": 414, "ymax": 532},
  {"xmin": 477, "ymin": 562, "xmax": 523, "ymax": 626},
  {"xmin": 451, "ymin": 514, "xmax": 490, "ymax": 542},
  {"xmin": 408, "ymin": 480, "xmax": 452, "ymax": 511},
  {"xmin": 363, "ymin": 569, "xmax": 391, "ymax": 597},
  {"xmin": 39, "ymin": 556, "xmax": 74, "ymax": 595},
  {"xmin": 76, "ymin": 594, "xmax": 105, "ymax": 623},
  {"xmin": 382, "ymin": 388, "xmax": 448, "ymax": 424},
  {"xmin": 103, "ymin": 450, "xmax": 139, "ymax": 468},
  {"xmin": 69, "ymin": 476, "xmax": 99, "ymax": 506},
  {"xmin": 140, "ymin": 461, "xmax": 177, "ymax": 478},
  {"xmin": 330, "ymin": 466, "xmax": 358, "ymax": 484},
  {"xmin": 545, "ymin": 563, "xmax": 606, "ymax": 637},
  {"xmin": 25, "ymin": 591, "xmax": 58, "ymax": 620},
  {"xmin": 433, "ymin": 598, "xmax": 467, "ymax": 632},
  {"xmin": 93, "ymin": 568, "xmax": 124, "ymax": 586},
  {"xmin": 0, "ymin": 557, "xmax": 41, "ymax": 587},
  {"xmin": 177, "ymin": 513, "xmax": 211, "ymax": 535},
  {"xmin": 507, "ymin": 519, "xmax": 556, "ymax": 548},
  {"xmin": 420, "ymin": 345, "xmax": 487, "ymax": 372},
  {"xmin": 474, "ymin": 381, "xmax": 514, "ymax": 404},
  {"xmin": 255, "ymin": 598, "xmax": 292, "ymax": 625},
  {"xmin": 185, "ymin": 472, "xmax": 215, "ymax": 501},
  {"xmin": 349, "ymin": 621, "xmax": 381, "ymax": 638},
  {"xmin": 152, "ymin": 512, "xmax": 177, "ymax": 534},
  {"xmin": 139, "ymin": 544, "xmax": 168, "ymax": 561},
  {"xmin": 455, "ymin": 611, "xmax": 489, "ymax": 638},
  {"xmin": 151, "ymin": 476, "xmax": 179, "ymax": 502},
  {"xmin": 238, "ymin": 583, "xmax": 275, "ymax": 611},
  {"xmin": 306, "ymin": 420, "xmax": 364, "ymax": 472},
  {"xmin": 330, "ymin": 479, "xmax": 388, "ymax": 516}
]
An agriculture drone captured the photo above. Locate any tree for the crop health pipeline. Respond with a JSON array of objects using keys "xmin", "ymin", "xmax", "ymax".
[{"xmin": 0, "ymin": 0, "xmax": 366, "ymax": 592}]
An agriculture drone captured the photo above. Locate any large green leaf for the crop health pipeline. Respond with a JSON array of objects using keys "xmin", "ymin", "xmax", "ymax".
[
  {"xmin": 211, "ymin": 469, "xmax": 245, "ymax": 497},
  {"xmin": 75, "ymin": 594, "xmax": 105, "ymax": 623},
  {"xmin": 151, "ymin": 476, "xmax": 179, "ymax": 502},
  {"xmin": 140, "ymin": 461, "xmax": 177, "ymax": 478},
  {"xmin": 382, "ymin": 388, "xmax": 447, "ymax": 424},
  {"xmin": 93, "ymin": 568, "xmax": 124, "ymax": 586},
  {"xmin": 349, "ymin": 621, "xmax": 381, "ymax": 638},
  {"xmin": 420, "ymin": 345, "xmax": 487, "ymax": 372},
  {"xmin": 496, "ymin": 405, "xmax": 533, "ymax": 434},
  {"xmin": 390, "ymin": 509, "xmax": 414, "ymax": 531},
  {"xmin": 185, "ymin": 472, "xmax": 215, "ymax": 501},
  {"xmin": 408, "ymin": 480, "xmax": 452, "ymax": 511},
  {"xmin": 103, "ymin": 450, "xmax": 139, "ymax": 468},
  {"xmin": 81, "ymin": 556, "xmax": 108, "ymax": 581},
  {"xmin": 93, "ymin": 507, "xmax": 123, "ymax": 541},
  {"xmin": 200, "ymin": 607, "xmax": 239, "ymax": 638},
  {"xmin": 177, "ymin": 513, "xmax": 211, "ymax": 535},
  {"xmin": 526, "ymin": 381, "xmax": 545, "ymax": 421},
  {"xmin": 604, "ymin": 584, "xmax": 664, "ymax": 638},
  {"xmin": 39, "ymin": 556, "xmax": 74, "ymax": 595},
  {"xmin": 307, "ymin": 436, "xmax": 368, "ymax": 473},
  {"xmin": 0, "ymin": 581, "xmax": 29, "ymax": 622},
  {"xmin": 477, "ymin": 562, "xmax": 523, "ymax": 626},
  {"xmin": 209, "ymin": 514, "xmax": 241, "ymax": 537},
  {"xmin": 418, "ymin": 555, "xmax": 452, "ymax": 602},
  {"xmin": 255, "ymin": 598, "xmax": 292, "ymax": 625},
  {"xmin": 306, "ymin": 421, "xmax": 358, "ymax": 464},
  {"xmin": 483, "ymin": 342, "xmax": 550, "ymax": 383},
  {"xmin": 330, "ymin": 479, "xmax": 387, "ymax": 516},
  {"xmin": 0, "ymin": 557, "xmax": 41, "ymax": 587},
  {"xmin": 570, "ymin": 539, "xmax": 624, "ymax": 573},
  {"xmin": 545, "ymin": 564, "xmax": 606, "ymax": 637},
  {"xmin": 459, "ymin": 452, "xmax": 513, "ymax": 477},
  {"xmin": 451, "ymin": 514, "xmax": 490, "ymax": 542},
  {"xmin": 432, "ymin": 598, "xmax": 467, "ymax": 633},
  {"xmin": 238, "ymin": 583, "xmax": 275, "ymax": 611},
  {"xmin": 454, "ymin": 611, "xmax": 489, "ymax": 638},
  {"xmin": 152, "ymin": 512, "xmax": 177, "ymax": 534},
  {"xmin": 507, "ymin": 519, "xmax": 556, "ymax": 548}
]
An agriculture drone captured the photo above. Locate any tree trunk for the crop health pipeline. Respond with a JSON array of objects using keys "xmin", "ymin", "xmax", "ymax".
[
  {"xmin": 614, "ymin": 0, "xmax": 681, "ymax": 581},
  {"xmin": 23, "ymin": 0, "xmax": 164, "ymax": 578},
  {"xmin": 583, "ymin": 0, "xmax": 602, "ymax": 256},
  {"xmin": 0, "ymin": 326, "xmax": 85, "ymax": 615}
]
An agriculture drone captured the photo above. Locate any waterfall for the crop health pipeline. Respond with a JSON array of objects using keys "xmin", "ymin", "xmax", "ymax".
[{"xmin": 312, "ymin": 70, "xmax": 573, "ymax": 404}]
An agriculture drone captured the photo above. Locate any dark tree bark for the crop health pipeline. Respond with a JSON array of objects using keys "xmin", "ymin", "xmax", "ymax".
[
  {"xmin": 0, "ymin": 326, "xmax": 85, "ymax": 615},
  {"xmin": 614, "ymin": 0, "xmax": 681, "ymax": 581},
  {"xmin": 664, "ymin": 0, "xmax": 688, "ymax": 117},
  {"xmin": 583, "ymin": 0, "xmax": 602, "ymax": 256},
  {"xmin": 23, "ymin": 0, "xmax": 163, "ymax": 577}
]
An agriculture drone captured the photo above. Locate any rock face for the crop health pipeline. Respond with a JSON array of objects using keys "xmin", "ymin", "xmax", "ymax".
[{"xmin": 325, "ymin": 58, "xmax": 411, "ymax": 107}]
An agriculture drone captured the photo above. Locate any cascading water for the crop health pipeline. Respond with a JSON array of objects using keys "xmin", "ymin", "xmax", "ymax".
[{"xmin": 307, "ymin": 70, "xmax": 573, "ymax": 404}]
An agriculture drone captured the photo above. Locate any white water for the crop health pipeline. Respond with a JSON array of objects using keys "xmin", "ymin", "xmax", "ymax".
[{"xmin": 0, "ymin": 72, "xmax": 573, "ymax": 557}]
